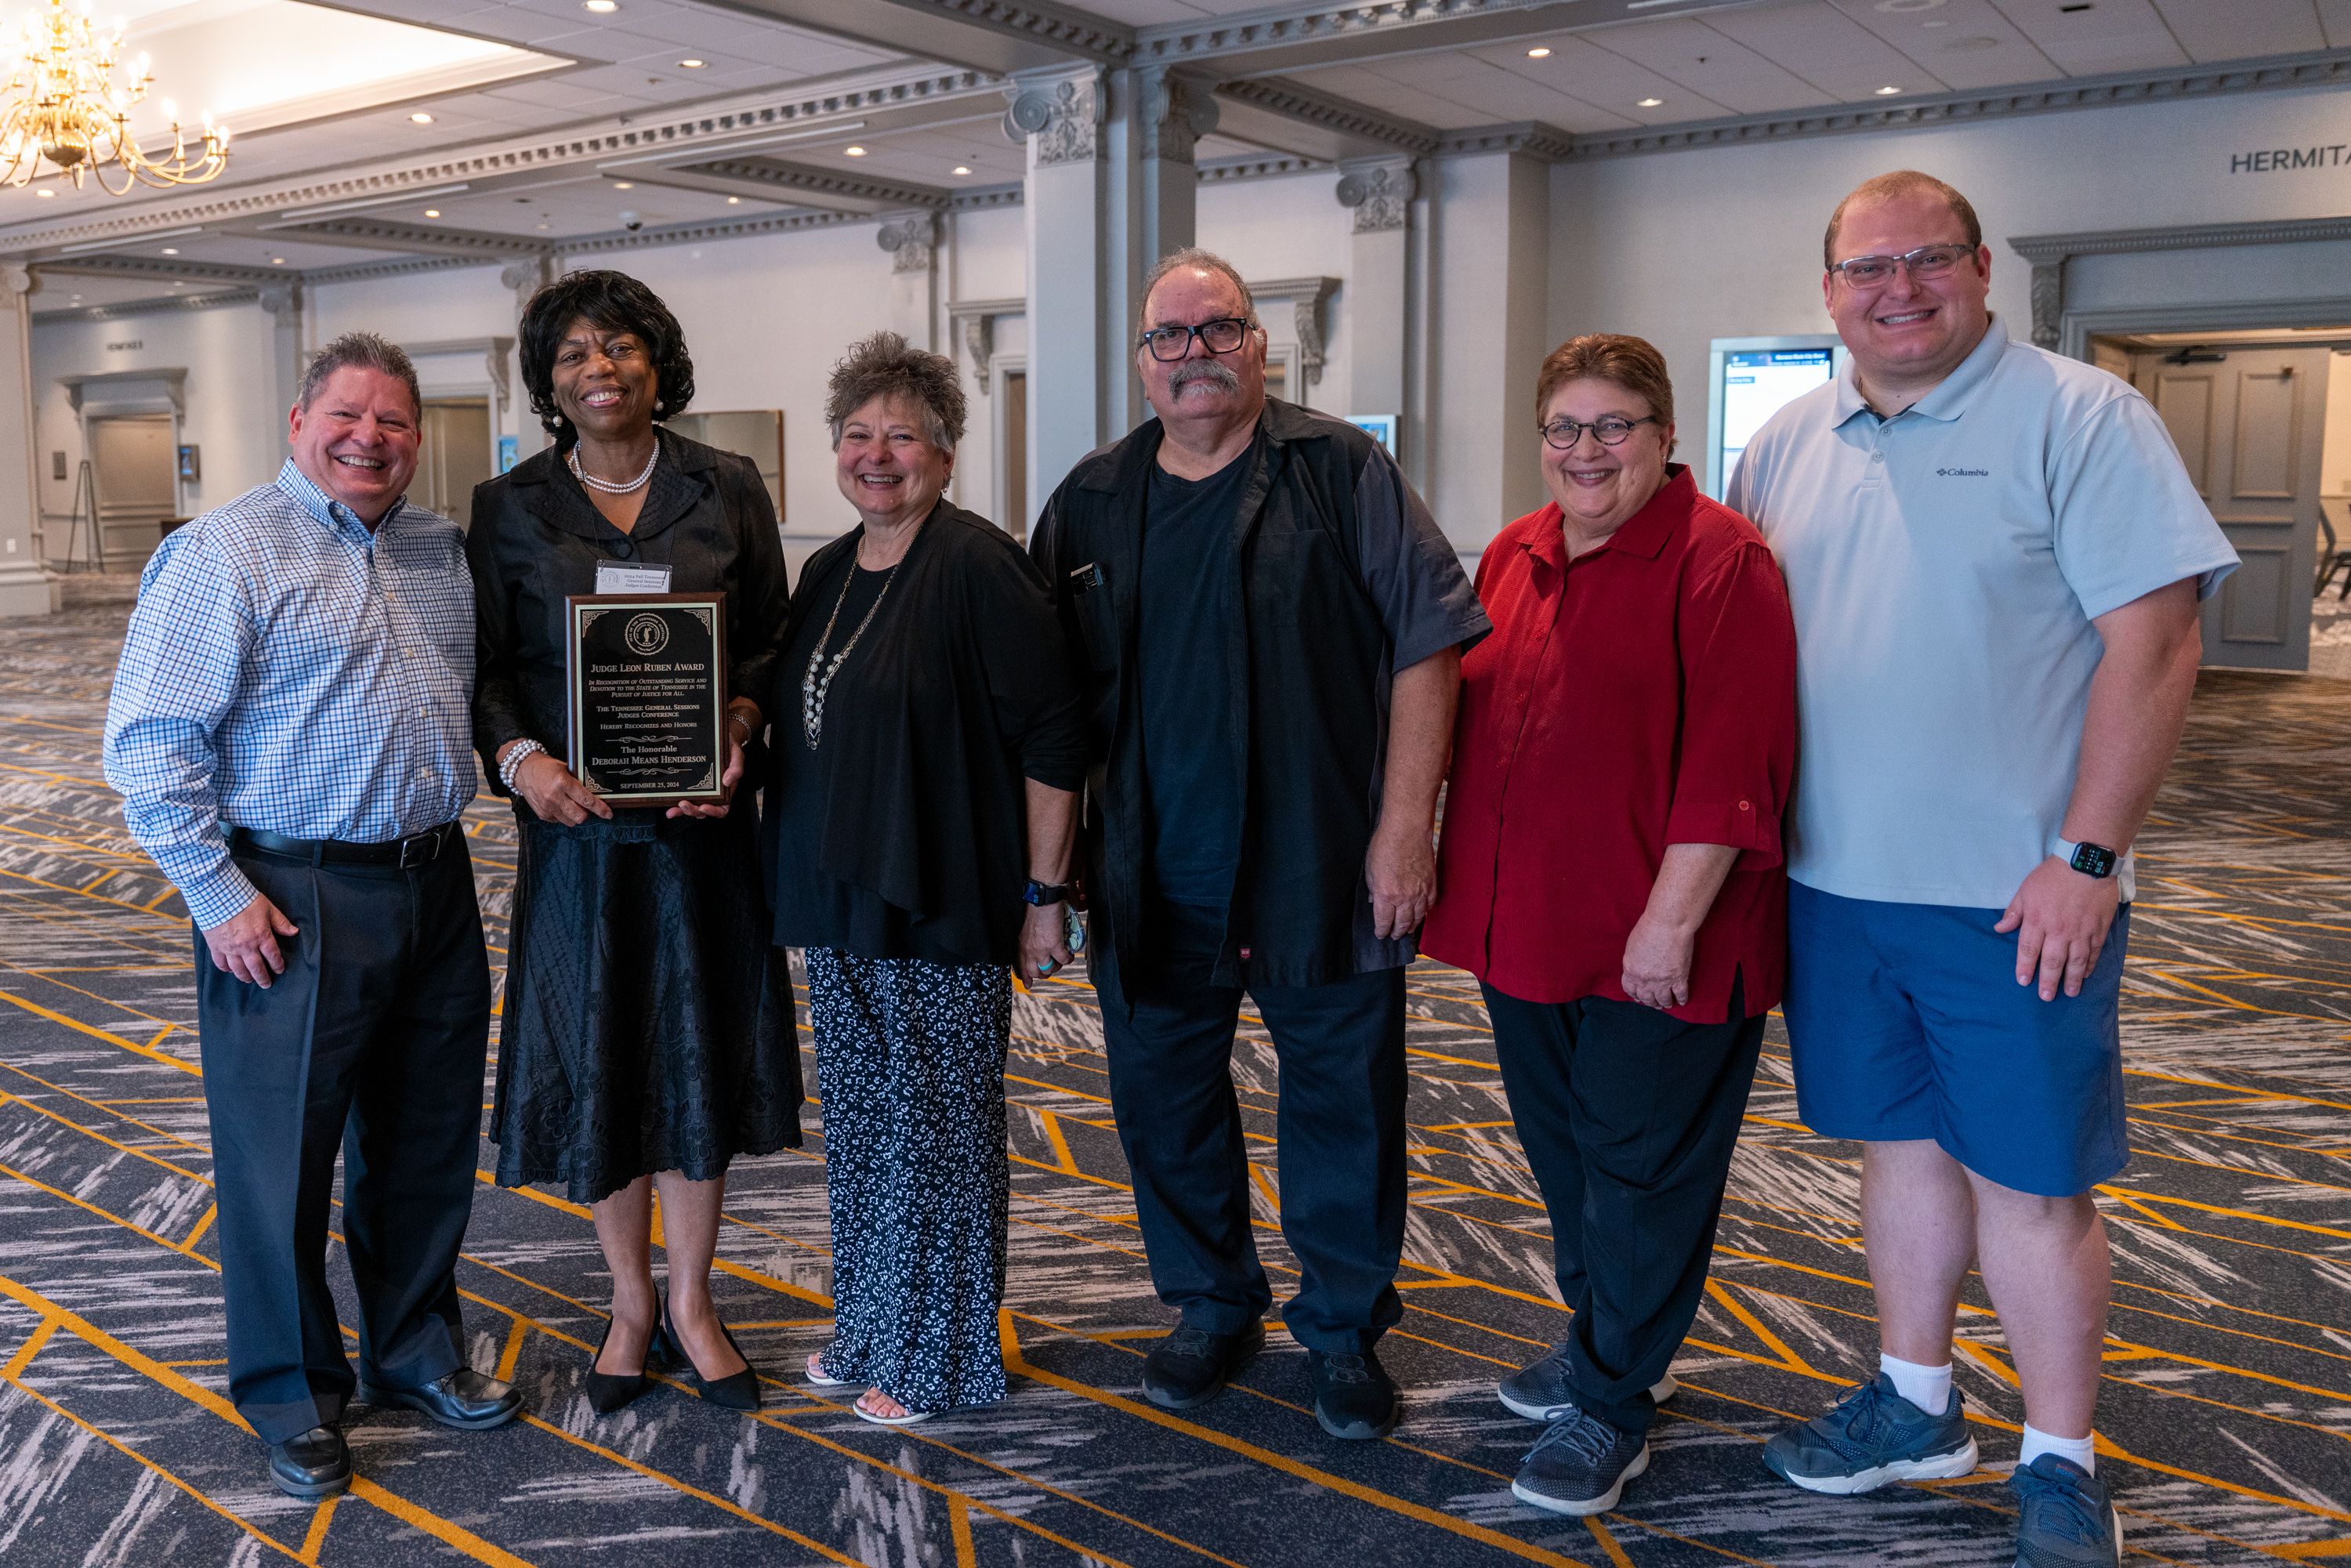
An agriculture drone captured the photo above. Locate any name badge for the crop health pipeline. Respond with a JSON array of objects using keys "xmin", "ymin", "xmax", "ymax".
[{"xmin": 596, "ymin": 562, "xmax": 672, "ymax": 594}]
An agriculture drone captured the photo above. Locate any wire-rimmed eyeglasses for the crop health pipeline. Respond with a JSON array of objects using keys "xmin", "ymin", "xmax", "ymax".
[
  {"xmin": 1540, "ymin": 415, "xmax": 1660, "ymax": 451},
  {"xmin": 1138, "ymin": 316, "xmax": 1253, "ymax": 362},
  {"xmin": 1827, "ymin": 243, "xmax": 1978, "ymax": 288}
]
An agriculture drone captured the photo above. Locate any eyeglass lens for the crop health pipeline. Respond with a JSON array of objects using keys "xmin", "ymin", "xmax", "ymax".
[
  {"xmin": 1542, "ymin": 417, "xmax": 1645, "ymax": 450},
  {"xmin": 1835, "ymin": 244, "xmax": 1972, "ymax": 285},
  {"xmin": 1144, "ymin": 318, "xmax": 1248, "ymax": 361}
]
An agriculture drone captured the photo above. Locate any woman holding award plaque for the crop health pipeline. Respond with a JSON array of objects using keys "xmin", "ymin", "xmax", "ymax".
[
  {"xmin": 762, "ymin": 332, "xmax": 1085, "ymax": 1426},
  {"xmin": 469, "ymin": 270, "xmax": 797, "ymax": 1417}
]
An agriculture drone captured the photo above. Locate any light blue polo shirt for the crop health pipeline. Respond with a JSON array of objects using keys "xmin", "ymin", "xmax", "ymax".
[{"xmin": 1724, "ymin": 316, "xmax": 2237, "ymax": 910}]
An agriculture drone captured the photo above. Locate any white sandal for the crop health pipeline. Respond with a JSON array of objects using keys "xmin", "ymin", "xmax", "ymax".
[
  {"xmin": 805, "ymin": 1354, "xmax": 852, "ymax": 1389},
  {"xmin": 853, "ymin": 1390, "xmax": 934, "ymax": 1427}
]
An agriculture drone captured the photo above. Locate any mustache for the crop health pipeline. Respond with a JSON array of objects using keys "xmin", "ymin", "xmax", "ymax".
[{"xmin": 1168, "ymin": 359, "xmax": 1241, "ymax": 395}]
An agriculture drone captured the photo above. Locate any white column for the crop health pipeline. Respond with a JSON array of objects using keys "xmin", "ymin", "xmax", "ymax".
[
  {"xmin": 501, "ymin": 256, "xmax": 556, "ymax": 458},
  {"xmin": 1428, "ymin": 150, "xmax": 1550, "ymax": 559},
  {"xmin": 259, "ymin": 280, "xmax": 304, "ymax": 460},
  {"xmin": 1335, "ymin": 156, "xmax": 1416, "ymax": 446},
  {"xmin": 0, "ymin": 265, "xmax": 56, "ymax": 616},
  {"xmin": 875, "ymin": 211, "xmax": 940, "ymax": 352}
]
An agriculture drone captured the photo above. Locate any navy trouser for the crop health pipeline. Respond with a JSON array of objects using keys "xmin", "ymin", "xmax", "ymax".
[
  {"xmin": 1100, "ymin": 900, "xmax": 1407, "ymax": 1353},
  {"xmin": 195, "ymin": 838, "xmax": 491, "ymax": 1444},
  {"xmin": 1482, "ymin": 979, "xmax": 1765, "ymax": 1436}
]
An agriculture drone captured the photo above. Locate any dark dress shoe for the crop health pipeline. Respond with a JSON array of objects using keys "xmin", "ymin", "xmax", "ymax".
[
  {"xmin": 1308, "ymin": 1347, "xmax": 1400, "ymax": 1440},
  {"xmin": 365, "ymin": 1368, "xmax": 523, "ymax": 1430},
  {"xmin": 659, "ymin": 1295, "xmax": 760, "ymax": 1411},
  {"xmin": 585, "ymin": 1313, "xmax": 651, "ymax": 1415},
  {"xmin": 1140, "ymin": 1321, "xmax": 1264, "ymax": 1410},
  {"xmin": 268, "ymin": 1425, "xmax": 350, "ymax": 1500}
]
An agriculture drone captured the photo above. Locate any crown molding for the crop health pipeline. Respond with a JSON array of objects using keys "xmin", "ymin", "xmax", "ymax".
[
  {"xmin": 263, "ymin": 217, "xmax": 552, "ymax": 261},
  {"xmin": 1132, "ymin": 0, "xmax": 1549, "ymax": 67},
  {"xmin": 0, "ymin": 64, "xmax": 1002, "ymax": 255},
  {"xmin": 2010, "ymin": 215, "xmax": 2351, "ymax": 266},
  {"xmin": 869, "ymin": 0, "xmax": 1132, "ymax": 63},
  {"xmin": 305, "ymin": 254, "xmax": 490, "ymax": 287},
  {"xmin": 1558, "ymin": 47, "xmax": 2351, "ymax": 162},
  {"xmin": 1215, "ymin": 77, "xmax": 1436, "ymax": 157},
  {"xmin": 1436, "ymin": 121, "xmax": 1578, "ymax": 161},
  {"xmin": 949, "ymin": 181, "xmax": 1025, "ymax": 210},
  {"xmin": 690, "ymin": 158, "xmax": 953, "ymax": 210},
  {"xmin": 1196, "ymin": 151, "xmax": 1330, "ymax": 183},
  {"xmin": 34, "ymin": 287, "xmax": 261, "ymax": 324},
  {"xmin": 34, "ymin": 254, "xmax": 285, "ymax": 286},
  {"xmin": 562, "ymin": 205, "xmax": 866, "ymax": 255}
]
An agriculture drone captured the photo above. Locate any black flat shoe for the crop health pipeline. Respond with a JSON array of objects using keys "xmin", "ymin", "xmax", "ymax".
[
  {"xmin": 661, "ymin": 1295, "xmax": 760, "ymax": 1411},
  {"xmin": 267, "ymin": 1425, "xmax": 350, "ymax": 1500},
  {"xmin": 585, "ymin": 1313, "xmax": 652, "ymax": 1414},
  {"xmin": 1141, "ymin": 1321, "xmax": 1263, "ymax": 1410},
  {"xmin": 363, "ymin": 1367, "xmax": 522, "ymax": 1431}
]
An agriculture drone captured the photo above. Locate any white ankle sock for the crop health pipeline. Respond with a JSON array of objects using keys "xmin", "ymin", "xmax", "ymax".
[
  {"xmin": 2019, "ymin": 1425, "xmax": 2096, "ymax": 1475},
  {"xmin": 1878, "ymin": 1353, "xmax": 1952, "ymax": 1413}
]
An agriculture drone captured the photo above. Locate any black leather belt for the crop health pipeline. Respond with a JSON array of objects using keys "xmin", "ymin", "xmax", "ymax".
[{"xmin": 229, "ymin": 821, "xmax": 462, "ymax": 869}]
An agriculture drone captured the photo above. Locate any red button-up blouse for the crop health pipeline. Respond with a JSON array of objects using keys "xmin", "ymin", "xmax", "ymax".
[{"xmin": 1422, "ymin": 466, "xmax": 1797, "ymax": 1022}]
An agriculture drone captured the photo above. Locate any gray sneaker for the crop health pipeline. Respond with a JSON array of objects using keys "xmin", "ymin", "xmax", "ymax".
[
  {"xmin": 1497, "ymin": 1345, "xmax": 1679, "ymax": 1423},
  {"xmin": 2009, "ymin": 1454, "xmax": 2121, "ymax": 1567},
  {"xmin": 1762, "ymin": 1374, "xmax": 1979, "ymax": 1494}
]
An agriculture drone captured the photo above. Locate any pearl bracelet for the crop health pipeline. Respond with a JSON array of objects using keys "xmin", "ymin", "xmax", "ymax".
[{"xmin": 498, "ymin": 738, "xmax": 546, "ymax": 792}]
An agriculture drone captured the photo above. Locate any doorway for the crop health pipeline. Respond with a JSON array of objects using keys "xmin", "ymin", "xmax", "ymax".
[
  {"xmin": 415, "ymin": 397, "xmax": 494, "ymax": 529},
  {"xmin": 1001, "ymin": 368, "xmax": 1028, "ymax": 538},
  {"xmin": 86, "ymin": 414, "xmax": 178, "ymax": 563},
  {"xmin": 2095, "ymin": 329, "xmax": 2351, "ymax": 674}
]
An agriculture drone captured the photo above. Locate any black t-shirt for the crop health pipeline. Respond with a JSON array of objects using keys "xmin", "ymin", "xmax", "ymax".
[
  {"xmin": 1136, "ymin": 441, "xmax": 1257, "ymax": 905},
  {"xmin": 769, "ymin": 559, "xmax": 965, "ymax": 964}
]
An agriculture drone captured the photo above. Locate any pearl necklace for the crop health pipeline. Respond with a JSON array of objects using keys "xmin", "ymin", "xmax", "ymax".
[{"xmin": 567, "ymin": 441, "xmax": 658, "ymax": 494}]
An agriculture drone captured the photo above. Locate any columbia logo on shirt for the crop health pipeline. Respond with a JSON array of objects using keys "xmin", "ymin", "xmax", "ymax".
[{"xmin": 1935, "ymin": 466, "xmax": 1991, "ymax": 477}]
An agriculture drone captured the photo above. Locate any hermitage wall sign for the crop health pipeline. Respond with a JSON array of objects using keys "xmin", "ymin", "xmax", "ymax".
[{"xmin": 2229, "ymin": 143, "xmax": 2351, "ymax": 172}]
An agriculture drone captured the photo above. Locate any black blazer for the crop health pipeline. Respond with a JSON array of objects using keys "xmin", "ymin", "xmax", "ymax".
[{"xmin": 467, "ymin": 429, "xmax": 790, "ymax": 794}]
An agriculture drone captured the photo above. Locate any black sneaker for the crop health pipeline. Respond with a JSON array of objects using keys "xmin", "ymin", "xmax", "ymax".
[
  {"xmin": 1497, "ymin": 1343, "xmax": 1681, "ymax": 1422},
  {"xmin": 1140, "ymin": 1322, "xmax": 1263, "ymax": 1410},
  {"xmin": 1762, "ymin": 1374, "xmax": 1977, "ymax": 1495},
  {"xmin": 1512, "ymin": 1408, "xmax": 1650, "ymax": 1516},
  {"xmin": 1307, "ymin": 1347, "xmax": 1400, "ymax": 1439},
  {"xmin": 2009, "ymin": 1454, "xmax": 2121, "ymax": 1567}
]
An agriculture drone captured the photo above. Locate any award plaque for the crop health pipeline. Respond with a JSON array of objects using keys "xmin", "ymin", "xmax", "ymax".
[{"xmin": 564, "ymin": 592, "xmax": 728, "ymax": 803}]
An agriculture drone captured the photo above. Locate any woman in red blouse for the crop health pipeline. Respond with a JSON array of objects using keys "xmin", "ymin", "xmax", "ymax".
[{"xmin": 1423, "ymin": 334, "xmax": 1796, "ymax": 1518}]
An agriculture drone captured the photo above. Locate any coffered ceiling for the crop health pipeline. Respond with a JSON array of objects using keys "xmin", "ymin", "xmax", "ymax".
[{"xmin": 9, "ymin": 0, "xmax": 2348, "ymax": 320}]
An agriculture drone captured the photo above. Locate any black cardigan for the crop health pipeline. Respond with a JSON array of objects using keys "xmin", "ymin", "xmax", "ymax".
[
  {"xmin": 467, "ymin": 429, "xmax": 790, "ymax": 794},
  {"xmin": 760, "ymin": 502, "xmax": 1085, "ymax": 966}
]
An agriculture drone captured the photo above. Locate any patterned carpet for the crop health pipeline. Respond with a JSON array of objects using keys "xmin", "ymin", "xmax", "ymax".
[{"xmin": 1, "ymin": 571, "xmax": 2347, "ymax": 1567}]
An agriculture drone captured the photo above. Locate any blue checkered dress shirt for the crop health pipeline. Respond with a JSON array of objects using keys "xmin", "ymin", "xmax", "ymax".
[{"xmin": 103, "ymin": 462, "xmax": 478, "ymax": 929}]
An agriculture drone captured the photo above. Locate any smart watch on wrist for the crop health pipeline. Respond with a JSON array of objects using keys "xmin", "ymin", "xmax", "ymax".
[
  {"xmin": 2053, "ymin": 838, "xmax": 2117, "ymax": 880},
  {"xmin": 1021, "ymin": 879, "xmax": 1073, "ymax": 907}
]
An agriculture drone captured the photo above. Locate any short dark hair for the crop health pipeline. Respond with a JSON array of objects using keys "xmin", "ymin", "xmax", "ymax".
[
  {"xmin": 823, "ymin": 331, "xmax": 966, "ymax": 452},
  {"xmin": 517, "ymin": 269, "xmax": 694, "ymax": 438},
  {"xmin": 1535, "ymin": 334, "xmax": 1676, "ymax": 454},
  {"xmin": 1137, "ymin": 246, "xmax": 1257, "ymax": 334},
  {"xmin": 1824, "ymin": 170, "xmax": 1982, "ymax": 270},
  {"xmin": 299, "ymin": 331, "xmax": 420, "ymax": 415}
]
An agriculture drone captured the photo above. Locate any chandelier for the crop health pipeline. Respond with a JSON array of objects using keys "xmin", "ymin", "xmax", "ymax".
[{"xmin": 0, "ymin": 0, "xmax": 227, "ymax": 193}]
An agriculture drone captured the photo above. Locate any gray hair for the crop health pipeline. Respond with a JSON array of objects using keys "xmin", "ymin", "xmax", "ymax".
[
  {"xmin": 299, "ymin": 331, "xmax": 422, "ymax": 415},
  {"xmin": 823, "ymin": 331, "xmax": 965, "ymax": 452},
  {"xmin": 1138, "ymin": 247, "xmax": 1257, "ymax": 333}
]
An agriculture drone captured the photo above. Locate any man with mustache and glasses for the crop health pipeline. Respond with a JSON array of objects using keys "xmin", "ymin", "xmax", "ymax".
[
  {"xmin": 1726, "ymin": 172, "xmax": 2235, "ymax": 1567},
  {"xmin": 106, "ymin": 332, "xmax": 516, "ymax": 1502},
  {"xmin": 1032, "ymin": 249, "xmax": 1487, "ymax": 1440}
]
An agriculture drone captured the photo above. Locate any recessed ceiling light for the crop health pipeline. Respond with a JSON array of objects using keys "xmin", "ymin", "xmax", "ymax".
[
  {"xmin": 423, "ymin": 208, "xmax": 442, "ymax": 218},
  {"xmin": 1637, "ymin": 96, "xmax": 1663, "ymax": 107},
  {"xmin": 1874, "ymin": 85, "xmax": 1903, "ymax": 95},
  {"xmin": 34, "ymin": 188, "xmax": 52, "ymax": 197},
  {"xmin": 726, "ymin": 195, "xmax": 740, "ymax": 204},
  {"xmin": 160, "ymin": 246, "xmax": 178, "ymax": 255},
  {"xmin": 953, "ymin": 165, "xmax": 972, "ymax": 176},
  {"xmin": 270, "ymin": 256, "xmax": 285, "ymax": 264},
  {"xmin": 536, "ymin": 222, "xmax": 550, "ymax": 230},
  {"xmin": 410, "ymin": 112, "xmax": 434, "ymax": 124},
  {"xmin": 678, "ymin": 57, "xmax": 704, "ymax": 68},
  {"xmin": 1526, "ymin": 46, "xmax": 1551, "ymax": 58},
  {"xmin": 844, "ymin": 145, "xmax": 867, "ymax": 157},
  {"xmin": 613, "ymin": 180, "xmax": 633, "ymax": 190},
  {"xmin": 70, "ymin": 295, "xmax": 81, "ymax": 302},
  {"xmin": 583, "ymin": 0, "xmax": 617, "ymax": 11},
  {"xmin": 1874, "ymin": 0, "xmax": 1945, "ymax": 11}
]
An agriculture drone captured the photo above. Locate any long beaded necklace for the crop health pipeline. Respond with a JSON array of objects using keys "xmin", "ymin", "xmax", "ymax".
[
  {"xmin": 800, "ymin": 553, "xmax": 904, "ymax": 748},
  {"xmin": 567, "ymin": 440, "xmax": 659, "ymax": 494}
]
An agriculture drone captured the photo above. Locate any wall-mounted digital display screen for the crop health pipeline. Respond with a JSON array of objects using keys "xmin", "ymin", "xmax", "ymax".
[{"xmin": 1718, "ymin": 348, "xmax": 1835, "ymax": 489}]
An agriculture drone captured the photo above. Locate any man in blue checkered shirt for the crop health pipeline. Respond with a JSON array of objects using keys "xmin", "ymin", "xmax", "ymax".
[{"xmin": 104, "ymin": 331, "xmax": 521, "ymax": 1500}]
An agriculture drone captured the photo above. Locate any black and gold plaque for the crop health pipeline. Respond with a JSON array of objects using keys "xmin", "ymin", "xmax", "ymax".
[{"xmin": 564, "ymin": 592, "xmax": 728, "ymax": 803}]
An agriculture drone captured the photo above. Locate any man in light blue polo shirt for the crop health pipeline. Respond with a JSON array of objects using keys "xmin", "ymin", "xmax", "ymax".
[{"xmin": 1726, "ymin": 170, "xmax": 2234, "ymax": 1568}]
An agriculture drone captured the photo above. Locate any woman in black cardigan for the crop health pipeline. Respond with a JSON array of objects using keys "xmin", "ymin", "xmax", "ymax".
[
  {"xmin": 763, "ymin": 331, "xmax": 1083, "ymax": 1425},
  {"xmin": 469, "ymin": 270, "xmax": 797, "ymax": 1417}
]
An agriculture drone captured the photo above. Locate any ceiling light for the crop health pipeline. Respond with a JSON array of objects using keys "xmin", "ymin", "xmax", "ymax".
[
  {"xmin": 160, "ymin": 246, "xmax": 178, "ymax": 254},
  {"xmin": 612, "ymin": 180, "xmax": 633, "ymax": 189},
  {"xmin": 270, "ymin": 256, "xmax": 284, "ymax": 264},
  {"xmin": 70, "ymin": 294, "xmax": 81, "ymax": 302},
  {"xmin": 1637, "ymin": 96, "xmax": 1663, "ymax": 107},
  {"xmin": 34, "ymin": 187, "xmax": 53, "ymax": 197},
  {"xmin": 844, "ymin": 145, "xmax": 866, "ymax": 157},
  {"xmin": 1874, "ymin": 85, "xmax": 1903, "ymax": 95},
  {"xmin": 583, "ymin": 0, "xmax": 618, "ymax": 10},
  {"xmin": 410, "ymin": 112, "xmax": 434, "ymax": 124},
  {"xmin": 536, "ymin": 222, "xmax": 549, "ymax": 230},
  {"xmin": 423, "ymin": 208, "xmax": 440, "ymax": 217},
  {"xmin": 1526, "ymin": 46, "xmax": 1551, "ymax": 58},
  {"xmin": 726, "ymin": 195, "xmax": 740, "ymax": 204},
  {"xmin": 1874, "ymin": 0, "xmax": 1946, "ymax": 10},
  {"xmin": 0, "ymin": 5, "xmax": 228, "ymax": 194},
  {"xmin": 678, "ymin": 58, "xmax": 705, "ymax": 68},
  {"xmin": 953, "ymin": 165, "xmax": 971, "ymax": 176}
]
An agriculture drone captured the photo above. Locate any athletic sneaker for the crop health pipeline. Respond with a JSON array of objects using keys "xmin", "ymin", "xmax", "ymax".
[
  {"xmin": 1497, "ymin": 1345, "xmax": 1679, "ymax": 1423},
  {"xmin": 2009, "ymin": 1454, "xmax": 2121, "ymax": 1567},
  {"xmin": 1762, "ymin": 1374, "xmax": 1979, "ymax": 1494},
  {"xmin": 1511, "ymin": 1407, "xmax": 1650, "ymax": 1516}
]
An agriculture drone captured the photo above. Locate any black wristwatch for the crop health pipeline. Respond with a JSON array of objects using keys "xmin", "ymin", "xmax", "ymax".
[
  {"xmin": 2055, "ymin": 839, "xmax": 2117, "ymax": 880},
  {"xmin": 1022, "ymin": 879, "xmax": 1073, "ymax": 907}
]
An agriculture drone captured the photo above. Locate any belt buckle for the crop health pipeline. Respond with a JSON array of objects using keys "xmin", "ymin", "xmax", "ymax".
[{"xmin": 397, "ymin": 827, "xmax": 443, "ymax": 869}]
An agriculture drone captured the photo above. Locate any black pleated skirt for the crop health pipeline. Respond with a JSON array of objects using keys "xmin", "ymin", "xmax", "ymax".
[{"xmin": 491, "ymin": 806, "xmax": 802, "ymax": 1204}]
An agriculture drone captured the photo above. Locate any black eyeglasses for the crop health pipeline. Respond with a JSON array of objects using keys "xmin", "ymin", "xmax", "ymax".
[
  {"xmin": 1827, "ymin": 243, "xmax": 1978, "ymax": 287},
  {"xmin": 1540, "ymin": 415, "xmax": 1659, "ymax": 451},
  {"xmin": 1138, "ymin": 317, "xmax": 1253, "ymax": 362}
]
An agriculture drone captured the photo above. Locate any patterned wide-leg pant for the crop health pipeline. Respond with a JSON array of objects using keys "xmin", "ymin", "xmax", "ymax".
[{"xmin": 805, "ymin": 948, "xmax": 1012, "ymax": 1412}]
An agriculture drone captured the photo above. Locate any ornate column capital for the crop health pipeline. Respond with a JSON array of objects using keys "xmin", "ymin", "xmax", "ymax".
[
  {"xmin": 2, "ymin": 263, "xmax": 34, "ymax": 298},
  {"xmin": 875, "ymin": 210, "xmax": 938, "ymax": 274},
  {"xmin": 1003, "ymin": 64, "xmax": 1103, "ymax": 168},
  {"xmin": 1335, "ymin": 158, "xmax": 1416, "ymax": 234},
  {"xmin": 2028, "ymin": 261, "xmax": 2064, "ymax": 349},
  {"xmin": 501, "ymin": 255, "xmax": 554, "ymax": 306},
  {"xmin": 259, "ymin": 280, "xmax": 302, "ymax": 318},
  {"xmin": 1139, "ymin": 67, "xmax": 1220, "ymax": 165}
]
